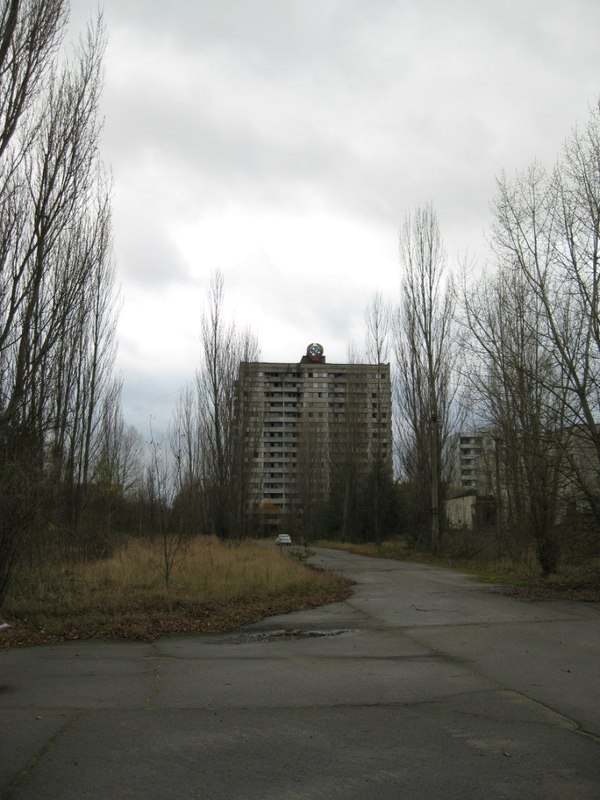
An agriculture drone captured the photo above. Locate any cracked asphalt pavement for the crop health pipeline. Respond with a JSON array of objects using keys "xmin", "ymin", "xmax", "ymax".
[{"xmin": 1, "ymin": 548, "xmax": 599, "ymax": 799}]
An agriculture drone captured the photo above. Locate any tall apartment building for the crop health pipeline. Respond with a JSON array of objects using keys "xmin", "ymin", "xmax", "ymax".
[
  {"xmin": 448, "ymin": 430, "xmax": 502, "ymax": 493},
  {"xmin": 447, "ymin": 433, "xmax": 485, "ymax": 490},
  {"xmin": 236, "ymin": 343, "xmax": 392, "ymax": 522},
  {"xmin": 446, "ymin": 429, "xmax": 504, "ymax": 529}
]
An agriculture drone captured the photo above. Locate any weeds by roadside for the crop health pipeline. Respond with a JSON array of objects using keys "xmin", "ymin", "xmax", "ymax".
[
  {"xmin": 317, "ymin": 539, "xmax": 600, "ymax": 602},
  {"xmin": 289, "ymin": 545, "xmax": 316, "ymax": 564}
]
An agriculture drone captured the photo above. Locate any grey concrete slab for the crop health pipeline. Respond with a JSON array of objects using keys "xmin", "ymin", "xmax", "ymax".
[
  {"xmin": 406, "ymin": 618, "xmax": 600, "ymax": 736},
  {"xmin": 4, "ymin": 702, "xmax": 599, "ymax": 800},
  {"xmin": 1, "ymin": 547, "xmax": 599, "ymax": 799},
  {"xmin": 0, "ymin": 641, "xmax": 159, "ymax": 710}
]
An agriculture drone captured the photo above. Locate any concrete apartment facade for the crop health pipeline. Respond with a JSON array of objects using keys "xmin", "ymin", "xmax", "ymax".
[
  {"xmin": 446, "ymin": 426, "xmax": 600, "ymax": 529},
  {"xmin": 446, "ymin": 430, "xmax": 502, "ymax": 530},
  {"xmin": 447, "ymin": 431, "xmax": 499, "ymax": 494},
  {"xmin": 236, "ymin": 343, "xmax": 392, "ymax": 525}
]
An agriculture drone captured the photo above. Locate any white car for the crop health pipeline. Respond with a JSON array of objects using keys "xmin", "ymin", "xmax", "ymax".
[{"xmin": 275, "ymin": 533, "xmax": 292, "ymax": 546}]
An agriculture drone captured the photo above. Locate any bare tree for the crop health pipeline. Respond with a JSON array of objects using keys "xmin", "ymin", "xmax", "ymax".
[
  {"xmin": 463, "ymin": 261, "xmax": 567, "ymax": 573},
  {"xmin": 0, "ymin": 8, "xmax": 117, "ymax": 601},
  {"xmin": 171, "ymin": 385, "xmax": 206, "ymax": 537},
  {"xmin": 198, "ymin": 272, "xmax": 260, "ymax": 537},
  {"xmin": 365, "ymin": 291, "xmax": 392, "ymax": 365},
  {"xmin": 330, "ymin": 389, "xmax": 365, "ymax": 540},
  {"xmin": 230, "ymin": 335, "xmax": 263, "ymax": 539},
  {"xmin": 0, "ymin": 0, "xmax": 68, "ymax": 159},
  {"xmin": 395, "ymin": 204, "xmax": 456, "ymax": 551},
  {"xmin": 170, "ymin": 271, "xmax": 260, "ymax": 540},
  {"xmin": 145, "ymin": 423, "xmax": 187, "ymax": 588},
  {"xmin": 90, "ymin": 381, "xmax": 143, "ymax": 535},
  {"xmin": 295, "ymin": 416, "xmax": 327, "ymax": 544},
  {"xmin": 492, "ymin": 104, "xmax": 600, "ymax": 524},
  {"xmin": 363, "ymin": 292, "xmax": 393, "ymax": 542}
]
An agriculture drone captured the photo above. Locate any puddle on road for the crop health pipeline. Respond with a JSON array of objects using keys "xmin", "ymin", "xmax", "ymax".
[{"xmin": 217, "ymin": 629, "xmax": 353, "ymax": 644}]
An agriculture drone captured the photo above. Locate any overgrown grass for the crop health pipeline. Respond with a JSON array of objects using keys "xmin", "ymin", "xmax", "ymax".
[{"xmin": 1, "ymin": 536, "xmax": 352, "ymax": 647}]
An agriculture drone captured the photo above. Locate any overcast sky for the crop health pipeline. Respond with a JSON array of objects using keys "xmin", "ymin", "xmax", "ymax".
[{"xmin": 69, "ymin": 0, "xmax": 600, "ymax": 434}]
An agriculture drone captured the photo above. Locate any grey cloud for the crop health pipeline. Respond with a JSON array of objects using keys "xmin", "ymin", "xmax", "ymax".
[
  {"xmin": 97, "ymin": 0, "xmax": 600, "ymax": 235},
  {"xmin": 114, "ymin": 217, "xmax": 189, "ymax": 287},
  {"xmin": 101, "ymin": 6, "xmax": 597, "ymax": 170},
  {"xmin": 65, "ymin": 0, "xmax": 600, "ymax": 429}
]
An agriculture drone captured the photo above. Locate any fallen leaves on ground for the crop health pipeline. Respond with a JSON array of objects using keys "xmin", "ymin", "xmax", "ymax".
[{"xmin": 0, "ymin": 584, "xmax": 353, "ymax": 648}]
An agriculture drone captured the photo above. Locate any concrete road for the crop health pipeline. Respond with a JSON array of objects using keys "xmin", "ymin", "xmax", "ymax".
[{"xmin": 1, "ymin": 548, "xmax": 599, "ymax": 800}]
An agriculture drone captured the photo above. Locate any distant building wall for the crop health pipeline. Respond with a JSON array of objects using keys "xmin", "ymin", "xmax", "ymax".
[
  {"xmin": 447, "ymin": 431, "xmax": 497, "ymax": 492},
  {"xmin": 446, "ymin": 493, "xmax": 478, "ymax": 530},
  {"xmin": 446, "ymin": 424, "xmax": 600, "ymax": 530}
]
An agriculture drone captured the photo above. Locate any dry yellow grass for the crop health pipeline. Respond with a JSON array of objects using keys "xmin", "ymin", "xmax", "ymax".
[{"xmin": 1, "ymin": 536, "xmax": 351, "ymax": 646}]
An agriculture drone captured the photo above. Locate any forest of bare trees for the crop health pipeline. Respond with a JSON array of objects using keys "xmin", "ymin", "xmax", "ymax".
[
  {"xmin": 396, "ymin": 106, "xmax": 600, "ymax": 574},
  {"xmin": 162, "ymin": 271, "xmax": 260, "ymax": 545},
  {"xmin": 0, "ymin": 1, "xmax": 125, "ymax": 601},
  {"xmin": 325, "ymin": 104, "xmax": 600, "ymax": 577},
  {"xmin": 162, "ymin": 97, "xmax": 600, "ymax": 574},
  {"xmin": 1, "ymin": 3, "xmax": 599, "ymax": 608}
]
